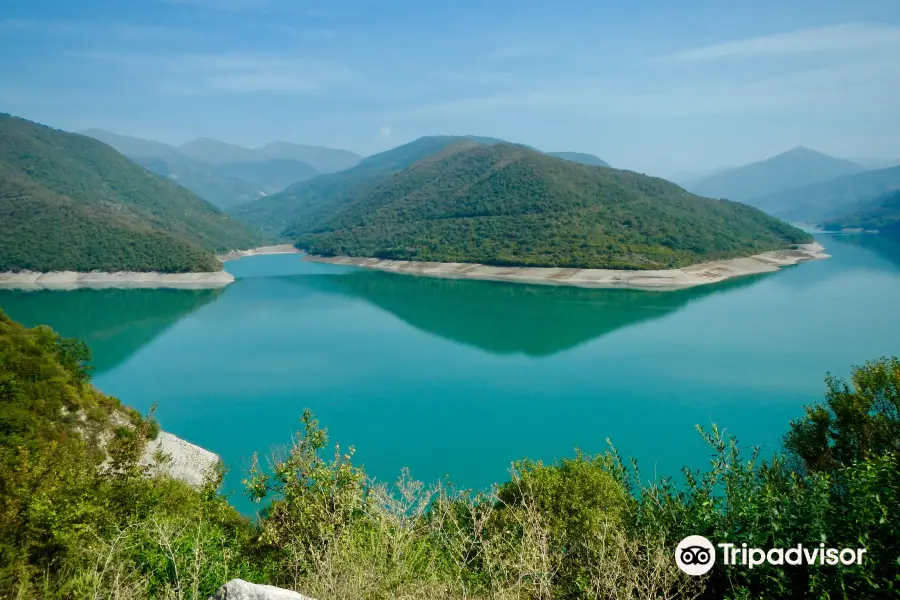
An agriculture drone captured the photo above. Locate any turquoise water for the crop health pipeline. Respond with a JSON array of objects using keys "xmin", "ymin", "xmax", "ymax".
[{"xmin": 2, "ymin": 234, "xmax": 899, "ymax": 513}]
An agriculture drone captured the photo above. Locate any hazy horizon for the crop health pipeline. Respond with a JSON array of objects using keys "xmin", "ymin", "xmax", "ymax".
[{"xmin": 3, "ymin": 0, "xmax": 899, "ymax": 178}]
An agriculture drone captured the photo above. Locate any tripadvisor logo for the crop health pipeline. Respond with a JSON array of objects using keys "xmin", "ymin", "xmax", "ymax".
[
  {"xmin": 675, "ymin": 536, "xmax": 867, "ymax": 576},
  {"xmin": 675, "ymin": 536, "xmax": 716, "ymax": 576}
]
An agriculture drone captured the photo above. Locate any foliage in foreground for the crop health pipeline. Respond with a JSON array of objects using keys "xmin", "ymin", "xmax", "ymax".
[{"xmin": 0, "ymin": 309, "xmax": 897, "ymax": 599}]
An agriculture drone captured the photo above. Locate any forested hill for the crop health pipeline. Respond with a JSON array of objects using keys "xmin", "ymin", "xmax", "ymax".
[
  {"xmin": 232, "ymin": 135, "xmax": 610, "ymax": 236},
  {"xmin": 291, "ymin": 142, "xmax": 812, "ymax": 270},
  {"xmin": 0, "ymin": 114, "xmax": 262, "ymax": 273},
  {"xmin": 823, "ymin": 190, "xmax": 900, "ymax": 238},
  {"xmin": 233, "ymin": 135, "xmax": 486, "ymax": 235}
]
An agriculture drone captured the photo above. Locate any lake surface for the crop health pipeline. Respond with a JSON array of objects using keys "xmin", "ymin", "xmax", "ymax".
[{"xmin": 2, "ymin": 234, "xmax": 899, "ymax": 513}]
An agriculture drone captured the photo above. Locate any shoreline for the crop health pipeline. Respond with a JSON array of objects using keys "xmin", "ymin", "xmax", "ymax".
[
  {"xmin": 216, "ymin": 243, "xmax": 300, "ymax": 262},
  {"xmin": 0, "ymin": 270, "xmax": 235, "ymax": 291},
  {"xmin": 304, "ymin": 242, "xmax": 830, "ymax": 291},
  {"xmin": 0, "ymin": 245, "xmax": 302, "ymax": 291}
]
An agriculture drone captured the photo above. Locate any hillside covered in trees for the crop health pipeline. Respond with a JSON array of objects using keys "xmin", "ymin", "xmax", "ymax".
[
  {"xmin": 0, "ymin": 114, "xmax": 262, "ymax": 273},
  {"xmin": 232, "ymin": 136, "xmax": 612, "ymax": 236},
  {"xmin": 0, "ymin": 114, "xmax": 260, "ymax": 273},
  {"xmin": 233, "ymin": 135, "xmax": 503, "ymax": 235},
  {"xmin": 822, "ymin": 189, "xmax": 900, "ymax": 238},
  {"xmin": 289, "ymin": 142, "xmax": 812, "ymax": 270}
]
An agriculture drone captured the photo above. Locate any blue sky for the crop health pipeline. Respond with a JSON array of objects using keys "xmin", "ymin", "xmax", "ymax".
[{"xmin": 2, "ymin": 0, "xmax": 899, "ymax": 176}]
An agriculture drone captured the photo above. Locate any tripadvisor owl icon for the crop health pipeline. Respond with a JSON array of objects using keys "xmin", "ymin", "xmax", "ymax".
[{"xmin": 675, "ymin": 535, "xmax": 716, "ymax": 576}]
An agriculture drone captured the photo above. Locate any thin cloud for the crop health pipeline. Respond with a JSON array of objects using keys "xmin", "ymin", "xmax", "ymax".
[
  {"xmin": 483, "ymin": 39, "xmax": 563, "ymax": 62},
  {"xmin": 654, "ymin": 22, "xmax": 900, "ymax": 63},
  {"xmin": 389, "ymin": 56, "xmax": 900, "ymax": 121},
  {"xmin": 0, "ymin": 18, "xmax": 192, "ymax": 42},
  {"xmin": 163, "ymin": 0, "xmax": 325, "ymax": 14},
  {"xmin": 165, "ymin": 0, "xmax": 271, "ymax": 10},
  {"xmin": 79, "ymin": 51, "xmax": 353, "ymax": 95}
]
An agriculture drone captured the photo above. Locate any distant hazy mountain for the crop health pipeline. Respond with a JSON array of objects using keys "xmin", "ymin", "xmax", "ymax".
[
  {"xmin": 823, "ymin": 190, "xmax": 900, "ymax": 238},
  {"xmin": 2, "ymin": 114, "xmax": 261, "ymax": 273},
  {"xmin": 852, "ymin": 157, "xmax": 900, "ymax": 170},
  {"xmin": 546, "ymin": 152, "xmax": 609, "ymax": 167},
  {"xmin": 750, "ymin": 165, "xmax": 900, "ymax": 222},
  {"xmin": 177, "ymin": 138, "xmax": 362, "ymax": 173},
  {"xmin": 134, "ymin": 157, "xmax": 268, "ymax": 209},
  {"xmin": 82, "ymin": 130, "xmax": 336, "ymax": 208},
  {"xmin": 177, "ymin": 137, "xmax": 256, "ymax": 164},
  {"xmin": 215, "ymin": 159, "xmax": 320, "ymax": 193},
  {"xmin": 686, "ymin": 147, "xmax": 866, "ymax": 202},
  {"xmin": 253, "ymin": 142, "xmax": 362, "ymax": 173},
  {"xmin": 671, "ymin": 167, "xmax": 735, "ymax": 185},
  {"xmin": 82, "ymin": 129, "xmax": 184, "ymax": 162},
  {"xmin": 288, "ymin": 141, "xmax": 811, "ymax": 269}
]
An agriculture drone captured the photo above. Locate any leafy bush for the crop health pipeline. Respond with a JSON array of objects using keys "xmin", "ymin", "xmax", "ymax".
[{"xmin": 785, "ymin": 356, "xmax": 900, "ymax": 472}]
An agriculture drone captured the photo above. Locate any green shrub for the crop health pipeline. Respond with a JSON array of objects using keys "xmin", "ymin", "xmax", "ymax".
[
  {"xmin": 785, "ymin": 356, "xmax": 900, "ymax": 472},
  {"xmin": 2, "ymin": 308, "xmax": 898, "ymax": 599}
]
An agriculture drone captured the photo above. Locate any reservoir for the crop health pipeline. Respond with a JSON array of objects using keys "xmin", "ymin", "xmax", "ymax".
[{"xmin": 2, "ymin": 233, "xmax": 898, "ymax": 513}]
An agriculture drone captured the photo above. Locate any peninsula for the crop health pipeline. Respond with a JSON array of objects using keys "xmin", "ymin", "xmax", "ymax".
[
  {"xmin": 306, "ymin": 242, "xmax": 829, "ymax": 290},
  {"xmin": 282, "ymin": 141, "xmax": 815, "ymax": 278}
]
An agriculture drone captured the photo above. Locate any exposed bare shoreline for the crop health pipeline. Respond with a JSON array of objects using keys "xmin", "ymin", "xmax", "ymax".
[
  {"xmin": 0, "ymin": 243, "xmax": 829, "ymax": 291},
  {"xmin": 304, "ymin": 242, "xmax": 830, "ymax": 291},
  {"xmin": 215, "ymin": 243, "xmax": 301, "ymax": 262},
  {"xmin": 0, "ymin": 270, "xmax": 235, "ymax": 291},
  {"xmin": 0, "ymin": 245, "xmax": 301, "ymax": 291}
]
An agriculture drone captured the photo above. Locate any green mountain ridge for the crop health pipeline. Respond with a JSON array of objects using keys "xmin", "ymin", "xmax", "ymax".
[
  {"xmin": 749, "ymin": 165, "xmax": 900, "ymax": 222},
  {"xmin": 823, "ymin": 190, "xmax": 900, "ymax": 238},
  {"xmin": 233, "ymin": 136, "xmax": 488, "ymax": 236},
  {"xmin": 290, "ymin": 141, "xmax": 812, "ymax": 270},
  {"xmin": 233, "ymin": 136, "xmax": 611, "ymax": 236},
  {"xmin": 686, "ymin": 146, "xmax": 866, "ymax": 202},
  {"xmin": 0, "ymin": 114, "xmax": 262, "ymax": 273}
]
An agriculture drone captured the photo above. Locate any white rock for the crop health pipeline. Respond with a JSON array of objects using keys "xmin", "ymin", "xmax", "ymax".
[
  {"xmin": 142, "ymin": 431, "xmax": 220, "ymax": 488},
  {"xmin": 208, "ymin": 579, "xmax": 314, "ymax": 600}
]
